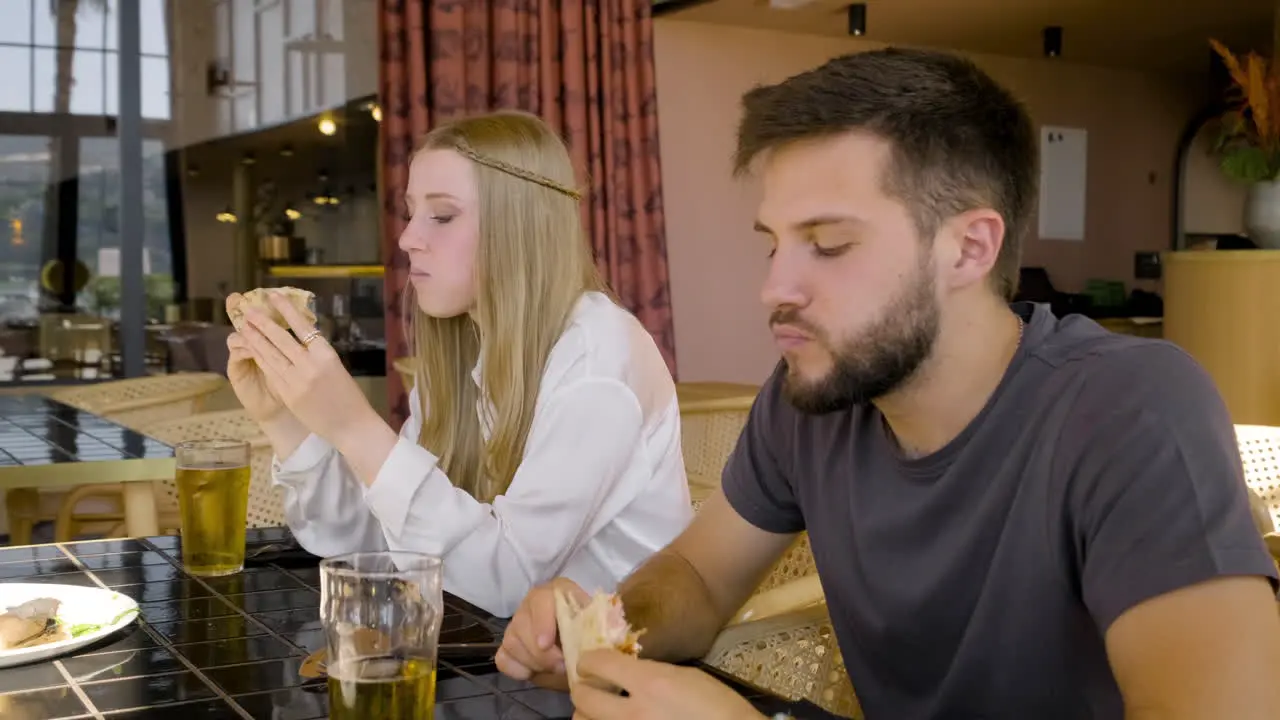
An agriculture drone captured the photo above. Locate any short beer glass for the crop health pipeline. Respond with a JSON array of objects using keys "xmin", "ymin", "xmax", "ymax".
[
  {"xmin": 175, "ymin": 439, "xmax": 251, "ymax": 576},
  {"xmin": 321, "ymin": 552, "xmax": 443, "ymax": 720}
]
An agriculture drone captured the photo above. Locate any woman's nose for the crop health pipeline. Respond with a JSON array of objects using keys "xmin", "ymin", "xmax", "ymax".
[{"xmin": 398, "ymin": 223, "xmax": 425, "ymax": 253}]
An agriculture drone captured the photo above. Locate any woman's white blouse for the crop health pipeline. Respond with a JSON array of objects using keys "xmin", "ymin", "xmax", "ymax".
[{"xmin": 271, "ymin": 292, "xmax": 694, "ymax": 617}]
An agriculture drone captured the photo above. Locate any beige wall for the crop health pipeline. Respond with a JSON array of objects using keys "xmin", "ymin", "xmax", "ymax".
[
  {"xmin": 655, "ymin": 19, "xmax": 1204, "ymax": 384},
  {"xmin": 1183, "ymin": 122, "xmax": 1248, "ymax": 236}
]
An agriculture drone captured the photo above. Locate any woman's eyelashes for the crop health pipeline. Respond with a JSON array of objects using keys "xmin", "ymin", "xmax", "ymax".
[{"xmin": 430, "ymin": 214, "xmax": 456, "ymax": 225}]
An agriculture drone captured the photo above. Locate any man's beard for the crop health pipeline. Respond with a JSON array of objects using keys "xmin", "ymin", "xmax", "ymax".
[{"xmin": 777, "ymin": 264, "xmax": 940, "ymax": 414}]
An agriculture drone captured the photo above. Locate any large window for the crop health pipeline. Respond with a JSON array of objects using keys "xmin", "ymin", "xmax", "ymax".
[
  {"xmin": 0, "ymin": 0, "xmax": 170, "ymax": 120},
  {"xmin": 0, "ymin": 1, "xmax": 176, "ymax": 382},
  {"xmin": 0, "ymin": 135, "xmax": 50, "ymax": 324}
]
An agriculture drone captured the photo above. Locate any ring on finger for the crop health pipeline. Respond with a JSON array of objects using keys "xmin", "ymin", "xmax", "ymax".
[{"xmin": 299, "ymin": 329, "xmax": 323, "ymax": 347}]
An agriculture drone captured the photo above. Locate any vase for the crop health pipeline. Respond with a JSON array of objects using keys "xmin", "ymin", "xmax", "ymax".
[{"xmin": 1245, "ymin": 181, "xmax": 1280, "ymax": 249}]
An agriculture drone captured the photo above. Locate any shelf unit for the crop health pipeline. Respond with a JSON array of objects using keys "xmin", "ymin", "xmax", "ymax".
[{"xmin": 265, "ymin": 264, "xmax": 384, "ymax": 279}]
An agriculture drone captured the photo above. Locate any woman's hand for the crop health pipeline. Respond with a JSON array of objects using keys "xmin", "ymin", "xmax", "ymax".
[
  {"xmin": 225, "ymin": 293, "xmax": 290, "ymax": 424},
  {"xmin": 236, "ymin": 291, "xmax": 378, "ymax": 446}
]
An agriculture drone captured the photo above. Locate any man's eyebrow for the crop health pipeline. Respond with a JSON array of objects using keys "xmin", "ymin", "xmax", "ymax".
[{"xmin": 754, "ymin": 214, "xmax": 866, "ymax": 234}]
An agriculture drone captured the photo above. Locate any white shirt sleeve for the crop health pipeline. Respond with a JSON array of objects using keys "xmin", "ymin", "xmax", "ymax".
[
  {"xmin": 272, "ymin": 429, "xmax": 393, "ymax": 558},
  {"xmin": 274, "ymin": 378, "xmax": 646, "ymax": 618}
]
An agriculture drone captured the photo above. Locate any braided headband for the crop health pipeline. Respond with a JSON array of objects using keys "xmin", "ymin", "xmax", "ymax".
[{"xmin": 453, "ymin": 142, "xmax": 582, "ymax": 200}]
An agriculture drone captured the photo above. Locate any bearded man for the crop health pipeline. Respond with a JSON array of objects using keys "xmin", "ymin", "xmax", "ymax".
[{"xmin": 497, "ymin": 47, "xmax": 1280, "ymax": 720}]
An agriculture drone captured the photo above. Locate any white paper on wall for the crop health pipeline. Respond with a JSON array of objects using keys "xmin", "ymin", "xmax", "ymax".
[{"xmin": 1038, "ymin": 126, "xmax": 1088, "ymax": 242}]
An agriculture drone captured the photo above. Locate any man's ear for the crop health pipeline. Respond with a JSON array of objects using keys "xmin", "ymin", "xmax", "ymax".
[{"xmin": 942, "ymin": 208, "xmax": 1005, "ymax": 292}]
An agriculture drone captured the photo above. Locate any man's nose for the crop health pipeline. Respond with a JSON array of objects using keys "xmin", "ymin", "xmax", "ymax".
[{"xmin": 760, "ymin": 251, "xmax": 807, "ymax": 310}]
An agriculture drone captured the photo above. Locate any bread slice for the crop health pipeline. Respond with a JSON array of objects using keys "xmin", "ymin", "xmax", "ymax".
[
  {"xmin": 554, "ymin": 589, "xmax": 643, "ymax": 691},
  {"xmin": 228, "ymin": 287, "xmax": 316, "ymax": 331}
]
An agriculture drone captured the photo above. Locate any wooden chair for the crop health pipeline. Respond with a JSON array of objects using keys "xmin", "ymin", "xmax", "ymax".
[
  {"xmin": 54, "ymin": 409, "xmax": 283, "ymax": 542},
  {"xmin": 4, "ymin": 373, "xmax": 229, "ymax": 545}
]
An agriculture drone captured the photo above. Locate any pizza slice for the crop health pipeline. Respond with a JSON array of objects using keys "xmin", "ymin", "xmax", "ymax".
[{"xmin": 554, "ymin": 589, "xmax": 644, "ymax": 691}]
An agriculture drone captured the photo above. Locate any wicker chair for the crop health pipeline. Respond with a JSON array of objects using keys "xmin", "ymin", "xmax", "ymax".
[
  {"xmin": 707, "ymin": 601, "xmax": 859, "ymax": 718},
  {"xmin": 5, "ymin": 373, "xmax": 229, "ymax": 546},
  {"xmin": 53, "ymin": 410, "xmax": 284, "ymax": 542},
  {"xmin": 1235, "ymin": 425, "xmax": 1280, "ymax": 532},
  {"xmin": 678, "ymin": 384, "xmax": 818, "ymax": 597},
  {"xmin": 678, "ymin": 384, "xmax": 756, "ymax": 507},
  {"xmin": 49, "ymin": 372, "xmax": 228, "ymax": 430}
]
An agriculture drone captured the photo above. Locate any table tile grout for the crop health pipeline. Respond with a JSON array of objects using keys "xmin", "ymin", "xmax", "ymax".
[
  {"xmin": 52, "ymin": 659, "xmax": 104, "ymax": 720},
  {"xmin": 55, "ymin": 540, "xmax": 256, "ymax": 719}
]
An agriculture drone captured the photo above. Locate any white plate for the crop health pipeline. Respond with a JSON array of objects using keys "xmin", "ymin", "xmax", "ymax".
[{"xmin": 0, "ymin": 583, "xmax": 139, "ymax": 669}]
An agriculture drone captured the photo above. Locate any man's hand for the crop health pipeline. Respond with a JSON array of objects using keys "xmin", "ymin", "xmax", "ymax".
[
  {"xmin": 496, "ymin": 577, "xmax": 588, "ymax": 690},
  {"xmin": 570, "ymin": 649, "xmax": 766, "ymax": 720}
]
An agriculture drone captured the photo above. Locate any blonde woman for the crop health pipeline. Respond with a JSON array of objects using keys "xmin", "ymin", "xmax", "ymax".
[{"xmin": 225, "ymin": 110, "xmax": 693, "ymax": 617}]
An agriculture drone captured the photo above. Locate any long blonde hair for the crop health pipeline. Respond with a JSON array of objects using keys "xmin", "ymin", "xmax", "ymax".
[{"xmin": 410, "ymin": 110, "xmax": 606, "ymax": 502}]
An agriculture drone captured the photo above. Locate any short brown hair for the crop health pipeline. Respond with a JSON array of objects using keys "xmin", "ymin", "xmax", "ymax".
[{"xmin": 735, "ymin": 48, "xmax": 1037, "ymax": 300}]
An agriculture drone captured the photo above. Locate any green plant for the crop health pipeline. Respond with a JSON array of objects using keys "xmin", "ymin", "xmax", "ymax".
[
  {"xmin": 1210, "ymin": 39, "xmax": 1280, "ymax": 183},
  {"xmin": 86, "ymin": 273, "xmax": 175, "ymax": 319}
]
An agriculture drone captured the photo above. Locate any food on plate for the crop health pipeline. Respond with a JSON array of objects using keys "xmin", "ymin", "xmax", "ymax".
[
  {"xmin": 228, "ymin": 287, "xmax": 316, "ymax": 331},
  {"xmin": 0, "ymin": 597, "xmax": 69, "ymax": 651},
  {"xmin": 0, "ymin": 596, "xmax": 139, "ymax": 653},
  {"xmin": 554, "ymin": 589, "xmax": 643, "ymax": 690}
]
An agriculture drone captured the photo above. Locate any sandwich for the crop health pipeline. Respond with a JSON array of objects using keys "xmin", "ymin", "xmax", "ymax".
[
  {"xmin": 554, "ymin": 589, "xmax": 643, "ymax": 690},
  {"xmin": 0, "ymin": 597, "xmax": 70, "ymax": 651},
  {"xmin": 228, "ymin": 287, "xmax": 316, "ymax": 331}
]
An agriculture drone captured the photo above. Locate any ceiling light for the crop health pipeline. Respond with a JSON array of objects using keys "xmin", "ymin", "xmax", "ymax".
[
  {"xmin": 318, "ymin": 116, "xmax": 337, "ymax": 136},
  {"xmin": 847, "ymin": 3, "xmax": 866, "ymax": 36},
  {"xmin": 1043, "ymin": 26, "xmax": 1063, "ymax": 58}
]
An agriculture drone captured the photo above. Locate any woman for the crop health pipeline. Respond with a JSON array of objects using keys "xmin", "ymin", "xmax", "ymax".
[{"xmin": 225, "ymin": 110, "xmax": 692, "ymax": 617}]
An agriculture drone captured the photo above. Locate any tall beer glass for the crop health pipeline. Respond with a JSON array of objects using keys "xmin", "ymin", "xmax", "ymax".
[{"xmin": 174, "ymin": 439, "xmax": 251, "ymax": 576}]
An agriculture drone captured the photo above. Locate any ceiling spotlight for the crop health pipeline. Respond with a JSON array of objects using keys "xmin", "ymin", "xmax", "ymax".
[
  {"xmin": 371, "ymin": 104, "xmax": 382, "ymax": 122},
  {"xmin": 847, "ymin": 3, "xmax": 866, "ymax": 36},
  {"xmin": 318, "ymin": 116, "xmax": 337, "ymax": 136},
  {"xmin": 215, "ymin": 207, "xmax": 237, "ymax": 223},
  {"xmin": 1043, "ymin": 26, "xmax": 1062, "ymax": 58}
]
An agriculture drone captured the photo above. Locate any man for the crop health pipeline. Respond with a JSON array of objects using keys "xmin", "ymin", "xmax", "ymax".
[{"xmin": 496, "ymin": 48, "xmax": 1280, "ymax": 719}]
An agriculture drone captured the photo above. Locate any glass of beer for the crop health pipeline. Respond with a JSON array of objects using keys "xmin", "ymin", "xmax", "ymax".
[
  {"xmin": 174, "ymin": 439, "xmax": 251, "ymax": 577},
  {"xmin": 321, "ymin": 552, "xmax": 443, "ymax": 720}
]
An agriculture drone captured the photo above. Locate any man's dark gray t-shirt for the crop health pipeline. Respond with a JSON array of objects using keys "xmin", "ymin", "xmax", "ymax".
[{"xmin": 722, "ymin": 303, "xmax": 1279, "ymax": 719}]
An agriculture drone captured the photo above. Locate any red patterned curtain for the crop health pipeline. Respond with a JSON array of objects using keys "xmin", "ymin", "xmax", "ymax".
[{"xmin": 377, "ymin": 0, "xmax": 677, "ymax": 427}]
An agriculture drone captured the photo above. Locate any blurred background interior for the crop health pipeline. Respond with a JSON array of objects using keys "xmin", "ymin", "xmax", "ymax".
[{"xmin": 0, "ymin": 0, "xmax": 384, "ymax": 401}]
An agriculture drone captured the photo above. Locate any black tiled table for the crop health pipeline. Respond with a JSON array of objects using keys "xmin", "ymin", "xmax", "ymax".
[
  {"xmin": 0, "ymin": 528, "xmax": 842, "ymax": 719},
  {"xmin": 0, "ymin": 394, "xmax": 174, "ymax": 492}
]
